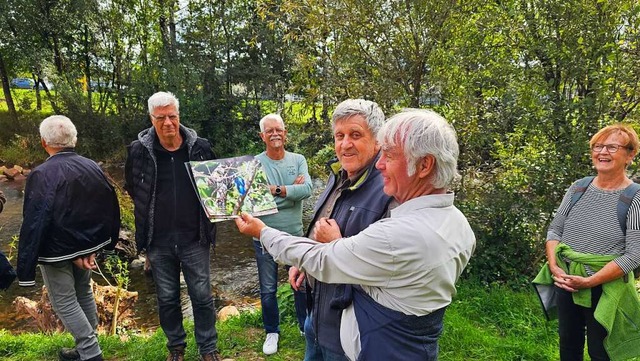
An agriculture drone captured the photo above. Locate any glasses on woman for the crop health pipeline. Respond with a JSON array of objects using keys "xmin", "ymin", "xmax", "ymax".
[{"xmin": 591, "ymin": 143, "xmax": 631, "ymax": 153}]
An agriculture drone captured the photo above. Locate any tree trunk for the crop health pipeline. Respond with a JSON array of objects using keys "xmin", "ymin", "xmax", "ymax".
[
  {"xmin": 32, "ymin": 74, "xmax": 42, "ymax": 110},
  {"xmin": 0, "ymin": 53, "xmax": 18, "ymax": 122},
  {"xmin": 84, "ymin": 24, "xmax": 93, "ymax": 114}
]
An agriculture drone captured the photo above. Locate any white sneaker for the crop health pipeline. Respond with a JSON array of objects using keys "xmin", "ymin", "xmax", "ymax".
[{"xmin": 262, "ymin": 332, "xmax": 279, "ymax": 355}]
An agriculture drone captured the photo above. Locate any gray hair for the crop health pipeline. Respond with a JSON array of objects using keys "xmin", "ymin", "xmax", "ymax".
[
  {"xmin": 259, "ymin": 113, "xmax": 285, "ymax": 132},
  {"xmin": 378, "ymin": 109, "xmax": 459, "ymax": 189},
  {"xmin": 331, "ymin": 99, "xmax": 385, "ymax": 137},
  {"xmin": 39, "ymin": 115, "xmax": 78, "ymax": 148},
  {"xmin": 148, "ymin": 91, "xmax": 180, "ymax": 114}
]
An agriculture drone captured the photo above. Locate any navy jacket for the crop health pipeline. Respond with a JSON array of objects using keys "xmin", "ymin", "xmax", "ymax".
[
  {"xmin": 17, "ymin": 150, "xmax": 120, "ymax": 286},
  {"xmin": 307, "ymin": 152, "xmax": 393, "ymax": 354},
  {"xmin": 124, "ymin": 125, "xmax": 216, "ymax": 252}
]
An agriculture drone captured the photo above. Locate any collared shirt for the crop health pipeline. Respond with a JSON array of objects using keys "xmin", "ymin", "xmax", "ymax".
[
  {"xmin": 260, "ymin": 193, "xmax": 476, "ymax": 360},
  {"xmin": 308, "ymin": 167, "xmax": 366, "ymax": 238}
]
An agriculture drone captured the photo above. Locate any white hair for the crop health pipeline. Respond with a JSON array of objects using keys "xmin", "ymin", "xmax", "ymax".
[
  {"xmin": 148, "ymin": 91, "xmax": 180, "ymax": 114},
  {"xmin": 259, "ymin": 113, "xmax": 285, "ymax": 132},
  {"xmin": 377, "ymin": 109, "xmax": 459, "ymax": 189},
  {"xmin": 39, "ymin": 115, "xmax": 77, "ymax": 148},
  {"xmin": 331, "ymin": 99, "xmax": 385, "ymax": 137}
]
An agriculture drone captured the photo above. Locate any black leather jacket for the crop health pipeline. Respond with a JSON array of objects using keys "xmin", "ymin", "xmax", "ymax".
[{"xmin": 124, "ymin": 125, "xmax": 216, "ymax": 252}]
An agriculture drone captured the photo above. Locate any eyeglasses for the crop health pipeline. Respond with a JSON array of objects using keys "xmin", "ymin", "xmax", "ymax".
[
  {"xmin": 591, "ymin": 143, "xmax": 631, "ymax": 153},
  {"xmin": 263, "ymin": 128, "xmax": 285, "ymax": 135},
  {"xmin": 151, "ymin": 114, "xmax": 179, "ymax": 122}
]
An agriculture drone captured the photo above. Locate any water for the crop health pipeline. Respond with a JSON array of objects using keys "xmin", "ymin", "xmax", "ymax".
[{"xmin": 0, "ymin": 179, "xmax": 263, "ymax": 333}]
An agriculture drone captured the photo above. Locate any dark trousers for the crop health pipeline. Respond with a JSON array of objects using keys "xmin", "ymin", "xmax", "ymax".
[
  {"xmin": 556, "ymin": 285, "xmax": 609, "ymax": 361},
  {"xmin": 147, "ymin": 242, "xmax": 218, "ymax": 354}
]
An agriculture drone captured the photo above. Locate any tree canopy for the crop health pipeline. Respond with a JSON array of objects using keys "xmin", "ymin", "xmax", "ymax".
[{"xmin": 1, "ymin": 0, "xmax": 639, "ymax": 286}]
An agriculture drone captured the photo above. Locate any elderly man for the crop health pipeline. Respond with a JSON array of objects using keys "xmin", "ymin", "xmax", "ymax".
[
  {"xmin": 288, "ymin": 99, "xmax": 393, "ymax": 360},
  {"xmin": 236, "ymin": 109, "xmax": 476, "ymax": 361},
  {"xmin": 124, "ymin": 92, "xmax": 221, "ymax": 361},
  {"xmin": 254, "ymin": 113, "xmax": 312, "ymax": 354},
  {"xmin": 17, "ymin": 115, "xmax": 120, "ymax": 361}
]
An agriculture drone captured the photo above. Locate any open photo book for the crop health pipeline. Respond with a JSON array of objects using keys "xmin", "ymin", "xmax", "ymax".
[{"xmin": 185, "ymin": 155, "xmax": 278, "ymax": 222}]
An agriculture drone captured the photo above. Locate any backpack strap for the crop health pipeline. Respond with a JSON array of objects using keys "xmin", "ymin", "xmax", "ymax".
[
  {"xmin": 567, "ymin": 176, "xmax": 595, "ymax": 215},
  {"xmin": 618, "ymin": 182, "xmax": 640, "ymax": 236}
]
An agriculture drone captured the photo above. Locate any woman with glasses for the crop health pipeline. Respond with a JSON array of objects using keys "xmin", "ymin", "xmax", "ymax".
[{"xmin": 534, "ymin": 123, "xmax": 640, "ymax": 361}]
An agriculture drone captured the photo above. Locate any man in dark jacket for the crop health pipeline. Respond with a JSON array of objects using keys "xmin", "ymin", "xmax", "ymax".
[
  {"xmin": 288, "ymin": 99, "xmax": 393, "ymax": 361},
  {"xmin": 17, "ymin": 115, "xmax": 120, "ymax": 361},
  {"xmin": 124, "ymin": 91, "xmax": 220, "ymax": 361}
]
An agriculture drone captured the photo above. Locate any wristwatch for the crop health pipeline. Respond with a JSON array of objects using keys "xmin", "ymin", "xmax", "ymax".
[{"xmin": 275, "ymin": 185, "xmax": 282, "ymax": 196}]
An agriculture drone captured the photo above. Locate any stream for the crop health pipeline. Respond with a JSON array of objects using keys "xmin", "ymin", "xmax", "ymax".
[{"xmin": 0, "ymin": 175, "xmax": 320, "ymax": 333}]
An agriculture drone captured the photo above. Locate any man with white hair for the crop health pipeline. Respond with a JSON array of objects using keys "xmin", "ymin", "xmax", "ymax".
[
  {"xmin": 235, "ymin": 109, "xmax": 476, "ymax": 360},
  {"xmin": 254, "ymin": 113, "xmax": 312, "ymax": 355},
  {"xmin": 17, "ymin": 115, "xmax": 120, "ymax": 361},
  {"xmin": 124, "ymin": 92, "xmax": 221, "ymax": 361}
]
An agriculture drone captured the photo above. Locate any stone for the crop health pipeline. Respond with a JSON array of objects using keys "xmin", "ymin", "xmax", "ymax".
[
  {"xmin": 3, "ymin": 168, "xmax": 20, "ymax": 179},
  {"xmin": 217, "ymin": 305, "xmax": 240, "ymax": 321}
]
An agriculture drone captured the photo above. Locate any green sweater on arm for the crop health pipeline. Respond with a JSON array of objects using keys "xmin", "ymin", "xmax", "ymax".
[{"xmin": 533, "ymin": 243, "xmax": 640, "ymax": 361}]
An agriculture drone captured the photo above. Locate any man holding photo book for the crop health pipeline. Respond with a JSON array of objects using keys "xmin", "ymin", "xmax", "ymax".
[
  {"xmin": 254, "ymin": 113, "xmax": 313, "ymax": 355},
  {"xmin": 124, "ymin": 91, "xmax": 221, "ymax": 361}
]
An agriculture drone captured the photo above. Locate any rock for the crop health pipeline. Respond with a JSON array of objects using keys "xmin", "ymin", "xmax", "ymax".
[
  {"xmin": 217, "ymin": 305, "xmax": 240, "ymax": 321},
  {"xmin": 3, "ymin": 168, "xmax": 20, "ymax": 179},
  {"xmin": 12, "ymin": 165, "xmax": 23, "ymax": 173},
  {"xmin": 12, "ymin": 174, "xmax": 26, "ymax": 181},
  {"xmin": 130, "ymin": 256, "xmax": 145, "ymax": 269},
  {"xmin": 22, "ymin": 169, "xmax": 31, "ymax": 176}
]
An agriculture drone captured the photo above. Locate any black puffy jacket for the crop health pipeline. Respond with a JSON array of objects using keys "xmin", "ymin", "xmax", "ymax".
[
  {"xmin": 124, "ymin": 125, "xmax": 216, "ymax": 252},
  {"xmin": 17, "ymin": 150, "xmax": 120, "ymax": 286}
]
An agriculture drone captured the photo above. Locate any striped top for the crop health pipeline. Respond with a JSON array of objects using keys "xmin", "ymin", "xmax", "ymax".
[{"xmin": 547, "ymin": 181, "xmax": 640, "ymax": 274}]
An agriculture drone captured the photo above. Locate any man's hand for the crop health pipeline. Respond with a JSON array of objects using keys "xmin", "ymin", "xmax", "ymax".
[
  {"xmin": 235, "ymin": 212, "xmax": 267, "ymax": 239},
  {"xmin": 73, "ymin": 253, "xmax": 97, "ymax": 271},
  {"xmin": 312, "ymin": 217, "xmax": 342, "ymax": 243},
  {"xmin": 289, "ymin": 266, "xmax": 306, "ymax": 291},
  {"xmin": 293, "ymin": 175, "xmax": 305, "ymax": 184}
]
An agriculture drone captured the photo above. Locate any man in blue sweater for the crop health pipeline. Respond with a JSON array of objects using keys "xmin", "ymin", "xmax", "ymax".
[{"xmin": 254, "ymin": 113, "xmax": 312, "ymax": 355}]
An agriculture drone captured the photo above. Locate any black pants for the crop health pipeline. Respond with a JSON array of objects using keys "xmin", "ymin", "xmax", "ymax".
[{"xmin": 556, "ymin": 285, "xmax": 609, "ymax": 361}]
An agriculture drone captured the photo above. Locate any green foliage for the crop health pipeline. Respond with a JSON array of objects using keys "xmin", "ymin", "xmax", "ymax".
[{"xmin": 1, "ymin": 0, "xmax": 640, "ymax": 288}]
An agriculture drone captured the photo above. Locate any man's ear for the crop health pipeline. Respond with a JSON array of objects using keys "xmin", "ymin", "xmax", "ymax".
[
  {"xmin": 41, "ymin": 138, "xmax": 47, "ymax": 149},
  {"xmin": 417, "ymin": 155, "xmax": 436, "ymax": 179}
]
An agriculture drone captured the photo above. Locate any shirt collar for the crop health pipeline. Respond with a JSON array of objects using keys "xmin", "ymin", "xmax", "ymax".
[{"xmin": 391, "ymin": 192, "xmax": 455, "ymax": 217}]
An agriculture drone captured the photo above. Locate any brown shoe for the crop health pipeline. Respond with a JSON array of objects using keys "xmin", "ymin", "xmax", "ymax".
[
  {"xmin": 200, "ymin": 350, "xmax": 222, "ymax": 361},
  {"xmin": 166, "ymin": 346, "xmax": 185, "ymax": 361}
]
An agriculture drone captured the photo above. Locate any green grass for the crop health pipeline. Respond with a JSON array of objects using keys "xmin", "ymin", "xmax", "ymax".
[
  {"xmin": 3, "ymin": 280, "xmax": 640, "ymax": 360},
  {"xmin": 0, "ymin": 280, "xmax": 575, "ymax": 361}
]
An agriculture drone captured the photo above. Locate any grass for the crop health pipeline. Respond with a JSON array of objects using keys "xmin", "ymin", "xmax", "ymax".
[
  {"xmin": 0, "ymin": 280, "xmax": 570, "ymax": 361},
  {"xmin": 2, "ymin": 280, "xmax": 640, "ymax": 360}
]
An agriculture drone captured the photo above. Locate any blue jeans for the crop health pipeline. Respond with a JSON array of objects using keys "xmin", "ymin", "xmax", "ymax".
[
  {"xmin": 304, "ymin": 313, "xmax": 350, "ymax": 361},
  {"xmin": 40, "ymin": 261, "xmax": 101, "ymax": 360},
  {"xmin": 147, "ymin": 242, "xmax": 218, "ymax": 354},
  {"xmin": 254, "ymin": 240, "xmax": 308, "ymax": 334},
  {"xmin": 254, "ymin": 240, "xmax": 280, "ymax": 334}
]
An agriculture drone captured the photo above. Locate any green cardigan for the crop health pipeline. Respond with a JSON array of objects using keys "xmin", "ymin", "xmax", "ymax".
[{"xmin": 533, "ymin": 243, "xmax": 640, "ymax": 361}]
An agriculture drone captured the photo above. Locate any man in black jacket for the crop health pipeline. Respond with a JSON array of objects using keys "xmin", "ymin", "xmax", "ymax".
[
  {"xmin": 17, "ymin": 115, "xmax": 120, "ymax": 361},
  {"xmin": 124, "ymin": 91, "xmax": 220, "ymax": 361}
]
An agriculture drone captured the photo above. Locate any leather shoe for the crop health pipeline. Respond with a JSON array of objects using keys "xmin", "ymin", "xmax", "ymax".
[{"xmin": 58, "ymin": 347, "xmax": 80, "ymax": 361}]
